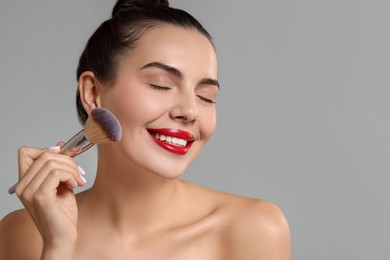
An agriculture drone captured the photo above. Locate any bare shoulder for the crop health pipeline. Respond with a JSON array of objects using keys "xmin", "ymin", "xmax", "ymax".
[
  {"xmin": 197, "ymin": 186, "xmax": 291, "ymax": 260},
  {"xmin": 0, "ymin": 209, "xmax": 42, "ymax": 259},
  {"xmin": 219, "ymin": 193, "xmax": 291, "ymax": 260}
]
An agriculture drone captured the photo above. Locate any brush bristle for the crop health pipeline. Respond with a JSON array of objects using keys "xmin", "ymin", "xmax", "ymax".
[{"xmin": 84, "ymin": 108, "xmax": 122, "ymax": 144}]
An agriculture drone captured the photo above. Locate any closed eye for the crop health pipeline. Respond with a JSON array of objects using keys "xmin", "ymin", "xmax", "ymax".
[
  {"xmin": 197, "ymin": 95, "xmax": 216, "ymax": 104},
  {"xmin": 149, "ymin": 84, "xmax": 171, "ymax": 91}
]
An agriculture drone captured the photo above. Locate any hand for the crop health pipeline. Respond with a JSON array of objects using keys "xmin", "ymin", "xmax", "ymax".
[{"xmin": 15, "ymin": 145, "xmax": 87, "ymax": 257}]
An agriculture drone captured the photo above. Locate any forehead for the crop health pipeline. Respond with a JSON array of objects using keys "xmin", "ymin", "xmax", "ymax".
[{"xmin": 121, "ymin": 25, "xmax": 218, "ymax": 77}]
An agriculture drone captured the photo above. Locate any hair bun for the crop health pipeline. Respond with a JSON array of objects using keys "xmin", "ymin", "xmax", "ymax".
[
  {"xmin": 112, "ymin": 0, "xmax": 170, "ymax": 18},
  {"xmin": 153, "ymin": 0, "xmax": 169, "ymax": 6}
]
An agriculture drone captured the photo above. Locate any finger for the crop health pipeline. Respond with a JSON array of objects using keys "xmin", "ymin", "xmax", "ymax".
[
  {"xmin": 56, "ymin": 141, "xmax": 66, "ymax": 148},
  {"xmin": 18, "ymin": 147, "xmax": 60, "ymax": 182},
  {"xmin": 33, "ymin": 158, "xmax": 86, "ymax": 189},
  {"xmin": 56, "ymin": 140, "xmax": 73, "ymax": 156},
  {"xmin": 56, "ymin": 140, "xmax": 81, "ymax": 157},
  {"xmin": 18, "ymin": 168, "xmax": 79, "ymax": 203},
  {"xmin": 18, "ymin": 146, "xmax": 55, "ymax": 179},
  {"xmin": 18, "ymin": 159, "xmax": 81, "ymax": 197},
  {"xmin": 36, "ymin": 168, "xmax": 81, "ymax": 199},
  {"xmin": 60, "ymin": 146, "xmax": 81, "ymax": 157},
  {"xmin": 17, "ymin": 151, "xmax": 84, "ymax": 194}
]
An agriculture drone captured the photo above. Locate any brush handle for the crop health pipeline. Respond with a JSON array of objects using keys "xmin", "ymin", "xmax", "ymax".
[
  {"xmin": 8, "ymin": 130, "xmax": 94, "ymax": 194},
  {"xmin": 61, "ymin": 129, "xmax": 94, "ymax": 154}
]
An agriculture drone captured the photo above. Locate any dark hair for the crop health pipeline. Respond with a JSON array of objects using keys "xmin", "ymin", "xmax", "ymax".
[{"xmin": 76, "ymin": 0, "xmax": 213, "ymax": 124}]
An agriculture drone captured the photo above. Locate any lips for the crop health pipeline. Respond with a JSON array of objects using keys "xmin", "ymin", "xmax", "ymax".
[{"xmin": 147, "ymin": 128, "xmax": 195, "ymax": 155}]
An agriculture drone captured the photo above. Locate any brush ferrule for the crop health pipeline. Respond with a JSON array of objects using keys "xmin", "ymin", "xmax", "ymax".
[{"xmin": 61, "ymin": 130, "xmax": 94, "ymax": 157}]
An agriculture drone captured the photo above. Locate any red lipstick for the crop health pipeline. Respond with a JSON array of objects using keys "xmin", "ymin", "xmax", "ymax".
[{"xmin": 147, "ymin": 128, "xmax": 194, "ymax": 155}]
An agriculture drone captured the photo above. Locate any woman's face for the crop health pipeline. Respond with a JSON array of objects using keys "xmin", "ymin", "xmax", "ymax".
[{"xmin": 99, "ymin": 25, "xmax": 219, "ymax": 178}]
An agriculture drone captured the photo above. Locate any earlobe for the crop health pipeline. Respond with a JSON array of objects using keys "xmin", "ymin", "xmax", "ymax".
[{"xmin": 78, "ymin": 71, "xmax": 102, "ymax": 115}]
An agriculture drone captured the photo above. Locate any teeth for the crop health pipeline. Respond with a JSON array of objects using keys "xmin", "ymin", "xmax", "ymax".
[{"xmin": 154, "ymin": 133, "xmax": 188, "ymax": 147}]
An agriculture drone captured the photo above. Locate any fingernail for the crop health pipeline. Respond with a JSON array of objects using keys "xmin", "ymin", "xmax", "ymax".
[
  {"xmin": 78, "ymin": 165, "xmax": 86, "ymax": 176},
  {"xmin": 80, "ymin": 175, "xmax": 87, "ymax": 184},
  {"xmin": 49, "ymin": 146, "xmax": 61, "ymax": 151}
]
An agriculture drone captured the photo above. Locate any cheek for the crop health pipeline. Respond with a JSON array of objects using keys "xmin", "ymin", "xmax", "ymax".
[
  {"xmin": 102, "ymin": 86, "xmax": 168, "ymax": 126},
  {"xmin": 199, "ymin": 109, "xmax": 217, "ymax": 141}
]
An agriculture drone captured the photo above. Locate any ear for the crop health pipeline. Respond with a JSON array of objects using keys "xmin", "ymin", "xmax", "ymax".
[{"xmin": 78, "ymin": 71, "xmax": 102, "ymax": 115}]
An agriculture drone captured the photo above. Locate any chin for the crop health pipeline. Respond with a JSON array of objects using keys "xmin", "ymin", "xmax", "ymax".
[
  {"xmin": 110, "ymin": 136, "xmax": 204, "ymax": 179},
  {"xmin": 145, "ymin": 158, "xmax": 192, "ymax": 180}
]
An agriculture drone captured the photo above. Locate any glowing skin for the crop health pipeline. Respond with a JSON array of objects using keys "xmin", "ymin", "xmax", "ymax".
[
  {"xmin": 1, "ymin": 25, "xmax": 290, "ymax": 260},
  {"xmin": 97, "ymin": 25, "xmax": 219, "ymax": 179}
]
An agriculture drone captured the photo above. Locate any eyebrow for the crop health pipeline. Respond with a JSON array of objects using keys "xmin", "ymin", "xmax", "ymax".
[
  {"xmin": 199, "ymin": 78, "xmax": 220, "ymax": 89},
  {"xmin": 141, "ymin": 62, "xmax": 183, "ymax": 79},
  {"xmin": 141, "ymin": 61, "xmax": 220, "ymax": 89}
]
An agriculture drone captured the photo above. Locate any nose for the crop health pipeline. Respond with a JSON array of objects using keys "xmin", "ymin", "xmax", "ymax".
[{"xmin": 169, "ymin": 92, "xmax": 198, "ymax": 123}]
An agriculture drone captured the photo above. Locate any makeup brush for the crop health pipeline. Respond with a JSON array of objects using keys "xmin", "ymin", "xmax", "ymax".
[{"xmin": 8, "ymin": 108, "xmax": 122, "ymax": 194}]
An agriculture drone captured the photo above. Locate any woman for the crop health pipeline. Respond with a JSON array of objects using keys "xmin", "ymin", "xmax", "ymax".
[{"xmin": 0, "ymin": 0, "xmax": 290, "ymax": 259}]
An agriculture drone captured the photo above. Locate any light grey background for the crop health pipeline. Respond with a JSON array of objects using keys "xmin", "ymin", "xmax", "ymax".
[{"xmin": 1, "ymin": 1, "xmax": 389, "ymax": 259}]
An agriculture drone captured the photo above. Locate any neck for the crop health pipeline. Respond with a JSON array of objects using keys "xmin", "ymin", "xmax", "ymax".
[{"xmin": 80, "ymin": 146, "xmax": 187, "ymax": 234}]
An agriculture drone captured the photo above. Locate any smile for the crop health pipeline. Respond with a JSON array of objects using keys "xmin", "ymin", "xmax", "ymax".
[
  {"xmin": 147, "ymin": 128, "xmax": 195, "ymax": 155},
  {"xmin": 154, "ymin": 133, "xmax": 188, "ymax": 147}
]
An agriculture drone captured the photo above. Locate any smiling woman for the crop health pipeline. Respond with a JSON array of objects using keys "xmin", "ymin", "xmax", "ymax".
[{"xmin": 0, "ymin": 0, "xmax": 290, "ymax": 259}]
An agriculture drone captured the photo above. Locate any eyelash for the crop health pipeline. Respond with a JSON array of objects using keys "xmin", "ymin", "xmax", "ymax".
[
  {"xmin": 150, "ymin": 84, "xmax": 171, "ymax": 91},
  {"xmin": 150, "ymin": 84, "xmax": 216, "ymax": 104},
  {"xmin": 197, "ymin": 95, "xmax": 216, "ymax": 104}
]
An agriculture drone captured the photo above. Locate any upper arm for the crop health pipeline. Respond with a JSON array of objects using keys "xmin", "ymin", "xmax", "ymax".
[
  {"xmin": 0, "ymin": 209, "xmax": 42, "ymax": 260},
  {"xmin": 226, "ymin": 200, "xmax": 291, "ymax": 260}
]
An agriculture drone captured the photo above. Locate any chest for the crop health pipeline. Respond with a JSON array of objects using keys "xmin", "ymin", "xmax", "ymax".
[{"xmin": 74, "ymin": 226, "xmax": 227, "ymax": 260}]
